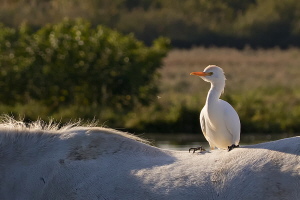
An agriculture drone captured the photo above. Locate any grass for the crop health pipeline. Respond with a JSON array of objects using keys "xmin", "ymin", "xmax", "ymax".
[{"xmin": 161, "ymin": 47, "xmax": 300, "ymax": 93}]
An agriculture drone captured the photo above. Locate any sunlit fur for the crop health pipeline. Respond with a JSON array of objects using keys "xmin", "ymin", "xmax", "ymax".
[
  {"xmin": 0, "ymin": 115, "xmax": 298, "ymax": 199},
  {"xmin": 0, "ymin": 115, "xmax": 148, "ymax": 148}
]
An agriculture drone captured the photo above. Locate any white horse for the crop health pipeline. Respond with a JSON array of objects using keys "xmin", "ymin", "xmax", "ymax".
[{"xmin": 0, "ymin": 116, "xmax": 299, "ymax": 200}]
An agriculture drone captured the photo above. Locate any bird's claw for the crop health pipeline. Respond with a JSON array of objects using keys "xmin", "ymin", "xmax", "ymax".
[
  {"xmin": 228, "ymin": 144, "xmax": 239, "ymax": 152},
  {"xmin": 189, "ymin": 146, "xmax": 206, "ymax": 153}
]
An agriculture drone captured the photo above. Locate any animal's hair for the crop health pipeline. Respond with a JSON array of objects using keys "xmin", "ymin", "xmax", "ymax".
[
  {"xmin": 0, "ymin": 115, "xmax": 149, "ymax": 144},
  {"xmin": 0, "ymin": 115, "xmax": 79, "ymax": 132}
]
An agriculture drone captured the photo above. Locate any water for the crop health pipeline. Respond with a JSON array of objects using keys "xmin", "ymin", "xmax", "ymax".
[{"xmin": 142, "ymin": 133, "xmax": 296, "ymax": 151}]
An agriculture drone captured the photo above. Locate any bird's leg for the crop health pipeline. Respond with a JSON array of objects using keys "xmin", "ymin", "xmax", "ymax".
[
  {"xmin": 189, "ymin": 146, "xmax": 206, "ymax": 153},
  {"xmin": 228, "ymin": 144, "xmax": 239, "ymax": 152}
]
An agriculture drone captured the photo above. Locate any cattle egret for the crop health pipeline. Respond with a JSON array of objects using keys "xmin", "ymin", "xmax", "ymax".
[{"xmin": 190, "ymin": 65, "xmax": 240, "ymax": 152}]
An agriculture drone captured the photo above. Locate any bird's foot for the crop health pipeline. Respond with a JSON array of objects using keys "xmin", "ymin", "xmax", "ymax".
[
  {"xmin": 189, "ymin": 146, "xmax": 206, "ymax": 153},
  {"xmin": 228, "ymin": 144, "xmax": 239, "ymax": 152}
]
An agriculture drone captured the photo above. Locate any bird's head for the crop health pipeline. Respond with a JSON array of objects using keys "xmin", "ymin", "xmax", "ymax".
[{"xmin": 190, "ymin": 65, "xmax": 226, "ymax": 84}]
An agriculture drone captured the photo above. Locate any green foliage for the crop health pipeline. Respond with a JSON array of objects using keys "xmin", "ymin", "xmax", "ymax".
[
  {"xmin": 2, "ymin": 0, "xmax": 300, "ymax": 48},
  {"xmin": 0, "ymin": 23, "xmax": 32, "ymax": 104},
  {"xmin": 0, "ymin": 19, "xmax": 170, "ymax": 114},
  {"xmin": 235, "ymin": 0, "xmax": 300, "ymax": 47},
  {"xmin": 123, "ymin": 86, "xmax": 300, "ymax": 134}
]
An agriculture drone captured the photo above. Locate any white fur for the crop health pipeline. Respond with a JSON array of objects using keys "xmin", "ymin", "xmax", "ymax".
[{"xmin": 0, "ymin": 117, "xmax": 299, "ymax": 200}]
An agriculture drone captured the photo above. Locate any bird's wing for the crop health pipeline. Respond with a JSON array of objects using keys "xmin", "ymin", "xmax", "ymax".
[
  {"xmin": 200, "ymin": 108, "xmax": 207, "ymax": 138},
  {"xmin": 222, "ymin": 100, "xmax": 240, "ymax": 144}
]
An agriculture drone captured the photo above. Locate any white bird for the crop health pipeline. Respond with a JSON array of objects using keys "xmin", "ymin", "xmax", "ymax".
[{"xmin": 189, "ymin": 65, "xmax": 240, "ymax": 152}]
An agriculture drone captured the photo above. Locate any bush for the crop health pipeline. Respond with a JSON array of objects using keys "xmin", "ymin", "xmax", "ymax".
[{"xmin": 0, "ymin": 19, "xmax": 170, "ymax": 114}]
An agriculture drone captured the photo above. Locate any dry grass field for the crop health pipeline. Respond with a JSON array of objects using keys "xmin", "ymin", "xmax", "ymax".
[{"xmin": 161, "ymin": 47, "xmax": 300, "ymax": 95}]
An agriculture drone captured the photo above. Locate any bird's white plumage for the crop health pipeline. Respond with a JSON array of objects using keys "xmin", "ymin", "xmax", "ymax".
[{"xmin": 192, "ymin": 65, "xmax": 240, "ymax": 149}]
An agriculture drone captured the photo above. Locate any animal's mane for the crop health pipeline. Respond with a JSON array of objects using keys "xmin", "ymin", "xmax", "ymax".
[
  {"xmin": 0, "ymin": 115, "xmax": 149, "ymax": 144},
  {"xmin": 0, "ymin": 115, "xmax": 86, "ymax": 132}
]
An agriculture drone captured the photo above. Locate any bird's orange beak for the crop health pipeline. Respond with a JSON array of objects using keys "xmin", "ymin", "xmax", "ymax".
[{"xmin": 190, "ymin": 72, "xmax": 213, "ymax": 76}]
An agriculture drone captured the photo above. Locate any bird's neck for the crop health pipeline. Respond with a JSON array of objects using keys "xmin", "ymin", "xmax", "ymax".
[{"xmin": 206, "ymin": 81, "xmax": 225, "ymax": 104}]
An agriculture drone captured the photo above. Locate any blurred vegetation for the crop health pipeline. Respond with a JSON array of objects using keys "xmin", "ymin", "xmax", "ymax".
[
  {"xmin": 1, "ymin": 0, "xmax": 300, "ymax": 135},
  {"xmin": 1, "ymin": 0, "xmax": 300, "ymax": 48},
  {"xmin": 0, "ymin": 19, "xmax": 170, "ymax": 125},
  {"xmin": 144, "ymin": 47, "xmax": 300, "ymax": 134}
]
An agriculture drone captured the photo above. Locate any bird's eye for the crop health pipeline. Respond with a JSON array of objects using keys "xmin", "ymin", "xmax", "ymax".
[{"xmin": 208, "ymin": 72, "xmax": 213, "ymax": 76}]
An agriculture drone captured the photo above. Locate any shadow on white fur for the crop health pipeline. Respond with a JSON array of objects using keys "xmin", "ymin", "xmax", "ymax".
[{"xmin": 0, "ymin": 116, "xmax": 299, "ymax": 200}]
